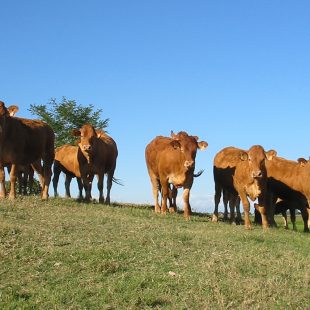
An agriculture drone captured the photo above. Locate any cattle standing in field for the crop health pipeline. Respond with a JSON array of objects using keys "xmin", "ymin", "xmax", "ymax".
[
  {"xmin": 213, "ymin": 146, "xmax": 276, "ymax": 229},
  {"xmin": 53, "ymin": 125, "xmax": 118, "ymax": 204},
  {"xmin": 145, "ymin": 131, "xmax": 208, "ymax": 219},
  {"xmin": 264, "ymin": 156, "xmax": 310, "ymax": 232},
  {"xmin": 0, "ymin": 101, "xmax": 54, "ymax": 199}
]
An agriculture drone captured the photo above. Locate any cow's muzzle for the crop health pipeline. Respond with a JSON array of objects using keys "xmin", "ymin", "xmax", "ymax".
[
  {"xmin": 252, "ymin": 170, "xmax": 262, "ymax": 178},
  {"xmin": 184, "ymin": 160, "xmax": 194, "ymax": 169},
  {"xmin": 81, "ymin": 144, "xmax": 92, "ymax": 152}
]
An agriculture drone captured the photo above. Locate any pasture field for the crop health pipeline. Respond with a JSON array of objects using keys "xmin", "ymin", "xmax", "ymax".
[{"xmin": 0, "ymin": 197, "xmax": 309, "ymax": 310}]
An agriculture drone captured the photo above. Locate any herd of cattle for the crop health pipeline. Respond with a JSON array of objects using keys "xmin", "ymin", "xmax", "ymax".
[{"xmin": 0, "ymin": 101, "xmax": 309, "ymax": 232}]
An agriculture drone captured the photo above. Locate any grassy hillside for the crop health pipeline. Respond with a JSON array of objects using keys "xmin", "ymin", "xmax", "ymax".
[{"xmin": 0, "ymin": 197, "xmax": 309, "ymax": 309}]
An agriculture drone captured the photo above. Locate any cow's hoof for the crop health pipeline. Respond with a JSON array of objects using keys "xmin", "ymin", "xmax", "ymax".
[{"xmin": 211, "ymin": 215, "xmax": 218, "ymax": 222}]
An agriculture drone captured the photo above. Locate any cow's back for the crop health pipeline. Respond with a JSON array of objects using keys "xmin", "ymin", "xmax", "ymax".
[
  {"xmin": 265, "ymin": 156, "xmax": 308, "ymax": 201},
  {"xmin": 213, "ymin": 147, "xmax": 243, "ymax": 190},
  {"xmin": 55, "ymin": 145, "xmax": 81, "ymax": 177}
]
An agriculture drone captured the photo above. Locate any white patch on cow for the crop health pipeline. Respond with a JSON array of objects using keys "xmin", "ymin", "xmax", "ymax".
[{"xmin": 245, "ymin": 180, "xmax": 261, "ymax": 201}]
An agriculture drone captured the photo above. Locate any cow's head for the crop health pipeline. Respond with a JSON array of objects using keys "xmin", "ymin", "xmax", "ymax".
[
  {"xmin": 240, "ymin": 145, "xmax": 276, "ymax": 178},
  {"xmin": 0, "ymin": 101, "xmax": 11, "ymax": 134},
  {"xmin": 72, "ymin": 124, "xmax": 97, "ymax": 161},
  {"xmin": 170, "ymin": 130, "xmax": 208, "ymax": 170},
  {"xmin": 297, "ymin": 157, "xmax": 308, "ymax": 167}
]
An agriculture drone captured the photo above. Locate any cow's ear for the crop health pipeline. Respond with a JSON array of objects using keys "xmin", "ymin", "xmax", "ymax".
[
  {"xmin": 0, "ymin": 101, "xmax": 8, "ymax": 117},
  {"xmin": 72, "ymin": 129, "xmax": 81, "ymax": 136},
  {"xmin": 171, "ymin": 130, "xmax": 178, "ymax": 139},
  {"xmin": 297, "ymin": 157, "xmax": 307, "ymax": 167},
  {"xmin": 170, "ymin": 140, "xmax": 181, "ymax": 149},
  {"xmin": 198, "ymin": 141, "xmax": 208, "ymax": 150},
  {"xmin": 7, "ymin": 105, "xmax": 19, "ymax": 116},
  {"xmin": 240, "ymin": 151, "xmax": 248, "ymax": 161},
  {"xmin": 265, "ymin": 150, "xmax": 277, "ymax": 160},
  {"xmin": 193, "ymin": 135, "xmax": 199, "ymax": 141}
]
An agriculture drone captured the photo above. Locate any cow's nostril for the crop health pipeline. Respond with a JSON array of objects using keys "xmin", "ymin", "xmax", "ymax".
[
  {"xmin": 184, "ymin": 160, "xmax": 194, "ymax": 168},
  {"xmin": 252, "ymin": 171, "xmax": 262, "ymax": 178}
]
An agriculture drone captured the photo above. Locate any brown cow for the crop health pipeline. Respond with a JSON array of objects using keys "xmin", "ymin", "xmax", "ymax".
[
  {"xmin": 213, "ymin": 146, "xmax": 276, "ymax": 229},
  {"xmin": 53, "ymin": 145, "xmax": 84, "ymax": 199},
  {"xmin": 145, "ymin": 131, "xmax": 208, "ymax": 218},
  {"xmin": 265, "ymin": 155, "xmax": 310, "ymax": 232},
  {"xmin": 53, "ymin": 125, "xmax": 118, "ymax": 204},
  {"xmin": 0, "ymin": 101, "xmax": 54, "ymax": 199}
]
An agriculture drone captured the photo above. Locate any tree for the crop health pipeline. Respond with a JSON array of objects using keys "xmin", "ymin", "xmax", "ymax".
[{"xmin": 29, "ymin": 97, "xmax": 109, "ymax": 147}]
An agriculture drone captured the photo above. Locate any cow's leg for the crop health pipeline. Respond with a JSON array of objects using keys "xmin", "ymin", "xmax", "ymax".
[
  {"xmin": 183, "ymin": 178, "xmax": 193, "ymax": 219},
  {"xmin": 266, "ymin": 192, "xmax": 277, "ymax": 227},
  {"xmin": 17, "ymin": 171, "xmax": 23, "ymax": 195},
  {"xmin": 105, "ymin": 170, "xmax": 115, "ymax": 205},
  {"xmin": 160, "ymin": 179, "xmax": 169, "ymax": 215},
  {"xmin": 182, "ymin": 187, "xmax": 192, "ymax": 219},
  {"xmin": 77, "ymin": 178, "xmax": 83, "ymax": 200},
  {"xmin": 41, "ymin": 157, "xmax": 53, "ymax": 200},
  {"xmin": 8, "ymin": 164, "xmax": 18, "ymax": 200},
  {"xmin": 255, "ymin": 195, "xmax": 269, "ymax": 229},
  {"xmin": 150, "ymin": 176, "xmax": 161, "ymax": 213},
  {"xmin": 223, "ymin": 189, "xmax": 229, "ymax": 221},
  {"xmin": 65, "ymin": 174, "xmax": 72, "ymax": 198},
  {"xmin": 31, "ymin": 160, "xmax": 44, "ymax": 189},
  {"xmin": 28, "ymin": 167, "xmax": 34, "ymax": 194},
  {"xmin": 301, "ymin": 207, "xmax": 310, "ymax": 233},
  {"xmin": 0, "ymin": 165, "xmax": 6, "ymax": 198},
  {"xmin": 97, "ymin": 174, "xmax": 104, "ymax": 204},
  {"xmin": 290, "ymin": 208, "xmax": 297, "ymax": 231},
  {"xmin": 212, "ymin": 183, "xmax": 222, "ymax": 222},
  {"xmin": 235, "ymin": 196, "xmax": 243, "ymax": 224},
  {"xmin": 229, "ymin": 194, "xmax": 238, "ymax": 224},
  {"xmin": 168, "ymin": 184, "xmax": 177, "ymax": 213},
  {"xmin": 281, "ymin": 210, "xmax": 288, "ymax": 229},
  {"xmin": 170, "ymin": 185, "xmax": 178, "ymax": 213},
  {"xmin": 239, "ymin": 193, "xmax": 251, "ymax": 229},
  {"xmin": 52, "ymin": 161, "xmax": 61, "ymax": 197},
  {"xmin": 82, "ymin": 174, "xmax": 94, "ymax": 202}
]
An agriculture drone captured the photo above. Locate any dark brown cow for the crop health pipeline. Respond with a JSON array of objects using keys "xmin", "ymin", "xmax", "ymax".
[
  {"xmin": 145, "ymin": 131, "xmax": 208, "ymax": 218},
  {"xmin": 53, "ymin": 125, "xmax": 118, "ymax": 204},
  {"xmin": 213, "ymin": 146, "xmax": 276, "ymax": 229},
  {"xmin": 265, "ymin": 155, "xmax": 310, "ymax": 232},
  {"xmin": 0, "ymin": 101, "xmax": 54, "ymax": 199}
]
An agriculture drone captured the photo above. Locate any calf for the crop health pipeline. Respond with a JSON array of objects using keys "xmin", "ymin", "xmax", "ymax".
[{"xmin": 145, "ymin": 131, "xmax": 208, "ymax": 218}]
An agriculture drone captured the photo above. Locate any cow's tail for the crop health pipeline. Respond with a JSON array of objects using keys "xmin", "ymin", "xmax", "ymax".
[
  {"xmin": 112, "ymin": 177, "xmax": 124, "ymax": 186},
  {"xmin": 194, "ymin": 169, "xmax": 204, "ymax": 178}
]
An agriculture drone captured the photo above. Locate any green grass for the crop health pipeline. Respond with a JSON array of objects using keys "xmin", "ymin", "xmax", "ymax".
[{"xmin": 0, "ymin": 197, "xmax": 309, "ymax": 309}]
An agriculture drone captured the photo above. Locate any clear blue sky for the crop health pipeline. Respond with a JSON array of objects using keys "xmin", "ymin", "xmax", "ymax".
[{"xmin": 1, "ymin": 1, "xmax": 309, "ymax": 212}]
